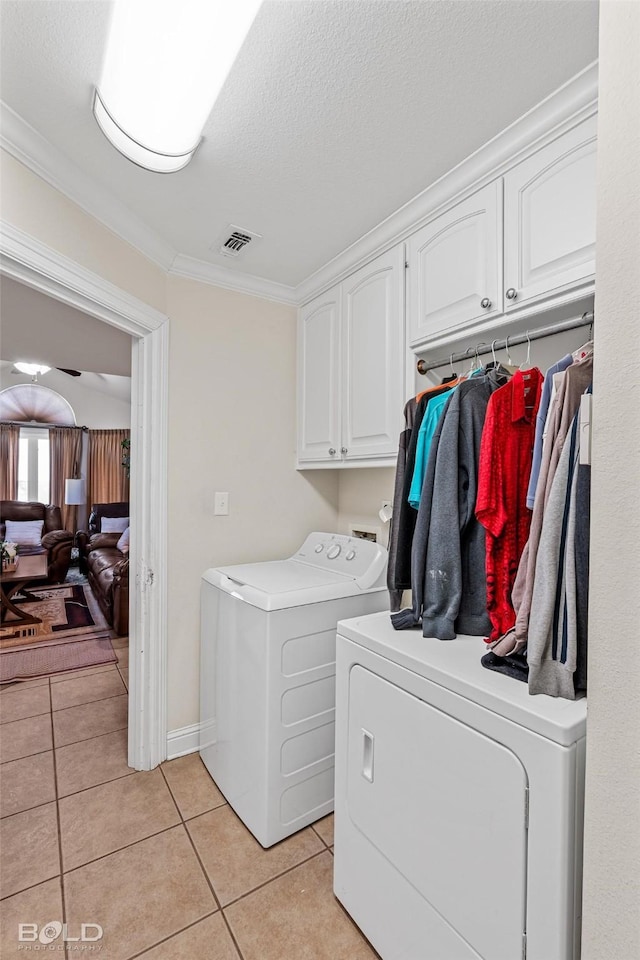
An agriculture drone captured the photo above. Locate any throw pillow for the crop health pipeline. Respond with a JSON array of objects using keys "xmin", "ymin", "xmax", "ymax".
[
  {"xmin": 102, "ymin": 516, "xmax": 129, "ymax": 534},
  {"xmin": 116, "ymin": 526, "xmax": 130, "ymax": 554},
  {"xmin": 4, "ymin": 519, "xmax": 44, "ymax": 546}
]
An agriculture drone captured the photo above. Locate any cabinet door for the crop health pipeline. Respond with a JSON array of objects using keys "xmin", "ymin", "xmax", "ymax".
[
  {"xmin": 407, "ymin": 181, "xmax": 502, "ymax": 348},
  {"xmin": 504, "ymin": 115, "xmax": 597, "ymax": 308},
  {"xmin": 341, "ymin": 246, "xmax": 405, "ymax": 461},
  {"xmin": 297, "ymin": 289, "xmax": 341, "ymax": 462}
]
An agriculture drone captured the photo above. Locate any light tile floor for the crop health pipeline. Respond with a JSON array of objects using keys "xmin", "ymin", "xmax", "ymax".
[{"xmin": 0, "ymin": 641, "xmax": 379, "ymax": 960}]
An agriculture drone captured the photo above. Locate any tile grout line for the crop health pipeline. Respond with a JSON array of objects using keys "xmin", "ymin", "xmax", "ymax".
[
  {"xmin": 311, "ymin": 821, "xmax": 333, "ymax": 851},
  {"xmin": 47, "ymin": 679, "xmax": 69, "ymax": 957},
  {"xmin": 0, "ymin": 745, "xmax": 53, "ymax": 766},
  {"xmin": 54, "ymin": 720, "xmax": 128, "ymax": 750},
  {"xmin": 51, "ymin": 686, "xmax": 128, "ymax": 714},
  {"xmin": 61, "ymin": 822, "xmax": 183, "ymax": 880},
  {"xmin": 125, "ymin": 909, "xmax": 222, "ymax": 960},
  {"xmin": 1, "ymin": 793, "xmax": 58, "ymax": 822},
  {"xmin": 221, "ymin": 846, "xmax": 329, "ymax": 911},
  {"xmin": 0, "ymin": 709, "xmax": 51, "ymax": 726},
  {"xmin": 56, "ymin": 767, "xmax": 137, "ymax": 802},
  {"xmin": 159, "ymin": 764, "xmax": 246, "ymax": 960}
]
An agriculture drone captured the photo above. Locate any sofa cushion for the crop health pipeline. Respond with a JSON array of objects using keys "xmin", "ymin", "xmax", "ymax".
[
  {"xmin": 102, "ymin": 516, "xmax": 129, "ymax": 534},
  {"xmin": 4, "ymin": 519, "xmax": 44, "ymax": 546},
  {"xmin": 116, "ymin": 526, "xmax": 130, "ymax": 554},
  {"xmin": 87, "ymin": 548, "xmax": 121, "ymax": 577}
]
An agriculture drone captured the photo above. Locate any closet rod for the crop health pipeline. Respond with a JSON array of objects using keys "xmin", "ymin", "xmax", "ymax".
[
  {"xmin": 1, "ymin": 420, "xmax": 88, "ymax": 431},
  {"xmin": 416, "ymin": 311, "xmax": 594, "ymax": 375}
]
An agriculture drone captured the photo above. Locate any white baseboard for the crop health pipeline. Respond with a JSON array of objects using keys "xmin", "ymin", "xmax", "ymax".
[{"xmin": 166, "ymin": 722, "xmax": 202, "ymax": 760}]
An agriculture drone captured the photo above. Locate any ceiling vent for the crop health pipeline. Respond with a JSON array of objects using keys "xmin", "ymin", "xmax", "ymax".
[{"xmin": 216, "ymin": 225, "xmax": 262, "ymax": 258}]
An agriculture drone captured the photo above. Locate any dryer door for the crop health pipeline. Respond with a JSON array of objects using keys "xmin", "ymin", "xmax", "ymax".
[{"xmin": 347, "ymin": 665, "xmax": 528, "ymax": 960}]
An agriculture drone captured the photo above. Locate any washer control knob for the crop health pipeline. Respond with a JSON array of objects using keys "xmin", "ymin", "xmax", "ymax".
[
  {"xmin": 327, "ymin": 545, "xmax": 341, "ymax": 559},
  {"xmin": 314, "ymin": 544, "xmax": 324, "ymax": 553},
  {"xmin": 346, "ymin": 550, "xmax": 356, "ymax": 561}
]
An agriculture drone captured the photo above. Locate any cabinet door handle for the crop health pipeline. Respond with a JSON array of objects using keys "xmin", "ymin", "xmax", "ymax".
[
  {"xmin": 341, "ymin": 447, "xmax": 348, "ymax": 455},
  {"xmin": 328, "ymin": 448, "xmax": 336, "ymax": 456},
  {"xmin": 480, "ymin": 297, "xmax": 491, "ymax": 309},
  {"xmin": 362, "ymin": 728, "xmax": 374, "ymax": 782},
  {"xmin": 506, "ymin": 287, "xmax": 518, "ymax": 300}
]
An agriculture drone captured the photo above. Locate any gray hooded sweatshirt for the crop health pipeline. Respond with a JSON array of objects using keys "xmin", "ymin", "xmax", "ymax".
[{"xmin": 392, "ymin": 368, "xmax": 507, "ymax": 639}]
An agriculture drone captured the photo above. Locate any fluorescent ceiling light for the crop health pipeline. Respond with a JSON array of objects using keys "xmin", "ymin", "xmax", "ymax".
[
  {"xmin": 94, "ymin": 0, "xmax": 262, "ymax": 173},
  {"xmin": 14, "ymin": 362, "xmax": 51, "ymax": 376}
]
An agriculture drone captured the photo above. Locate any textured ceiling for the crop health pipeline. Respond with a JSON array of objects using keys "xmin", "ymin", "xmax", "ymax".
[{"xmin": 0, "ymin": 0, "xmax": 599, "ymax": 287}]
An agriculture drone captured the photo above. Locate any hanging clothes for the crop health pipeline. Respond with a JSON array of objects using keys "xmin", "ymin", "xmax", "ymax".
[
  {"xmin": 512, "ymin": 351, "xmax": 593, "ymax": 647},
  {"xmin": 392, "ymin": 367, "xmax": 509, "ymax": 639},
  {"xmin": 386, "ymin": 385, "xmax": 453, "ymax": 609},
  {"xmin": 527, "ymin": 412, "xmax": 582, "ymax": 698},
  {"xmin": 476, "ymin": 367, "xmax": 543, "ymax": 641},
  {"xmin": 387, "ymin": 397, "xmax": 418, "ymax": 611},
  {"xmin": 526, "ymin": 354, "xmax": 573, "ymax": 508},
  {"xmin": 407, "ymin": 384, "xmax": 459, "ymax": 508},
  {"xmin": 573, "ymin": 455, "xmax": 591, "ymax": 693}
]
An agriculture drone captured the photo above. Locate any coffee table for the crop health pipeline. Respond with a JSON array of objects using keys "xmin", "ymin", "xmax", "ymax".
[{"xmin": 1, "ymin": 553, "xmax": 49, "ymax": 626}]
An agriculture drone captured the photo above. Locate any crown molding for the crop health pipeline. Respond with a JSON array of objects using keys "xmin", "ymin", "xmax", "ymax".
[
  {"xmin": 0, "ymin": 219, "xmax": 168, "ymax": 336},
  {"xmin": 169, "ymin": 254, "xmax": 297, "ymax": 306},
  {"xmin": 295, "ymin": 60, "xmax": 599, "ymax": 305},
  {"xmin": 1, "ymin": 60, "xmax": 599, "ymax": 311},
  {"xmin": 0, "ymin": 101, "xmax": 176, "ymax": 272}
]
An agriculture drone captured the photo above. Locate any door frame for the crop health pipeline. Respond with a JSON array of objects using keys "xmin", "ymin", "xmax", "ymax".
[{"xmin": 1, "ymin": 221, "xmax": 169, "ymax": 770}]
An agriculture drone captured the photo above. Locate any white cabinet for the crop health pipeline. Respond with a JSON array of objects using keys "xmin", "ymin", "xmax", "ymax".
[
  {"xmin": 297, "ymin": 246, "xmax": 405, "ymax": 467},
  {"xmin": 407, "ymin": 116, "xmax": 597, "ymax": 350},
  {"xmin": 297, "ymin": 289, "xmax": 341, "ymax": 463},
  {"xmin": 503, "ymin": 115, "xmax": 597, "ymax": 308},
  {"xmin": 407, "ymin": 181, "xmax": 503, "ymax": 347}
]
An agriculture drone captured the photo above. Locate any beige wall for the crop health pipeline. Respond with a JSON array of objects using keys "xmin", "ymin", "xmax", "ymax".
[
  {"xmin": 0, "ymin": 150, "xmax": 166, "ymax": 312},
  {"xmin": 0, "ymin": 151, "xmax": 341, "ymax": 734},
  {"xmin": 337, "ymin": 467, "xmax": 395, "ymax": 551},
  {"xmin": 582, "ymin": 2, "xmax": 640, "ymax": 957},
  {"xmin": 166, "ymin": 276, "xmax": 339, "ymax": 730}
]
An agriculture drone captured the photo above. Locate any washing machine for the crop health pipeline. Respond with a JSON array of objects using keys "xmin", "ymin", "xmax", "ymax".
[
  {"xmin": 333, "ymin": 611, "xmax": 587, "ymax": 960},
  {"xmin": 199, "ymin": 532, "xmax": 388, "ymax": 848}
]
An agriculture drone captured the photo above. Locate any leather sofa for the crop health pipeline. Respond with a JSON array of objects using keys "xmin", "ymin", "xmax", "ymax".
[
  {"xmin": 82, "ymin": 533, "xmax": 129, "ymax": 636},
  {"xmin": 77, "ymin": 502, "xmax": 129, "ymax": 574},
  {"xmin": 76, "ymin": 503, "xmax": 130, "ymax": 636},
  {"xmin": 0, "ymin": 500, "xmax": 74, "ymax": 584}
]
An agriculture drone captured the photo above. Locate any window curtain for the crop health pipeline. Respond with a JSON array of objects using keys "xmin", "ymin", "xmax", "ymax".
[
  {"xmin": 49, "ymin": 426, "xmax": 83, "ymax": 532},
  {"xmin": 88, "ymin": 429, "xmax": 130, "ymax": 509},
  {"xmin": 0, "ymin": 423, "xmax": 20, "ymax": 500}
]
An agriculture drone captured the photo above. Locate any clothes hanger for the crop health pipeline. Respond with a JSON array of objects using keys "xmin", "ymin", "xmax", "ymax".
[
  {"xmin": 572, "ymin": 313, "xmax": 594, "ymax": 360},
  {"xmin": 440, "ymin": 353, "xmax": 458, "ymax": 385},
  {"xmin": 519, "ymin": 331, "xmax": 532, "ymax": 371},
  {"xmin": 499, "ymin": 335, "xmax": 519, "ymax": 375}
]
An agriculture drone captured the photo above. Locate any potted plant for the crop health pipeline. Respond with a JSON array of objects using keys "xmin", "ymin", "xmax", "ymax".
[{"xmin": 1, "ymin": 541, "xmax": 19, "ymax": 572}]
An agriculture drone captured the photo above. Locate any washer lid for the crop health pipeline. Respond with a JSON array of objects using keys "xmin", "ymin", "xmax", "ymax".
[
  {"xmin": 337, "ymin": 611, "xmax": 587, "ymax": 746},
  {"xmin": 217, "ymin": 559, "xmax": 354, "ymax": 593},
  {"xmin": 202, "ymin": 559, "xmax": 366, "ymax": 611}
]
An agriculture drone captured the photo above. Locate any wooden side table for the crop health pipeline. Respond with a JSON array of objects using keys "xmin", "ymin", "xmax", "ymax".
[{"xmin": 1, "ymin": 554, "xmax": 49, "ymax": 625}]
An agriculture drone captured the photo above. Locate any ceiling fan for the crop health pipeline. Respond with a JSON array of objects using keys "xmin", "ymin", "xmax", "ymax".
[{"xmin": 11, "ymin": 362, "xmax": 82, "ymax": 379}]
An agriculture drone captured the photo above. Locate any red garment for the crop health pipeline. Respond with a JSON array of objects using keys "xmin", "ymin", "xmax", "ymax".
[{"xmin": 476, "ymin": 368, "xmax": 543, "ymax": 641}]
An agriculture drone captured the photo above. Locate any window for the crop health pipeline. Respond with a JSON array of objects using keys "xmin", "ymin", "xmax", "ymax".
[{"xmin": 17, "ymin": 427, "xmax": 50, "ymax": 503}]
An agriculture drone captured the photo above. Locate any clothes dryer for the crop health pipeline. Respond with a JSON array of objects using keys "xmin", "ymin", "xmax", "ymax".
[
  {"xmin": 200, "ymin": 533, "xmax": 388, "ymax": 848},
  {"xmin": 333, "ymin": 611, "xmax": 587, "ymax": 960}
]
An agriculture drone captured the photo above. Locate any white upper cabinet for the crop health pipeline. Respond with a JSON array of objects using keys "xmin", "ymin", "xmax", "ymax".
[
  {"xmin": 503, "ymin": 115, "xmax": 597, "ymax": 308},
  {"xmin": 297, "ymin": 247, "xmax": 405, "ymax": 467},
  {"xmin": 407, "ymin": 181, "xmax": 502, "ymax": 348},
  {"xmin": 297, "ymin": 290, "xmax": 341, "ymax": 463},
  {"xmin": 341, "ymin": 246, "xmax": 405, "ymax": 461}
]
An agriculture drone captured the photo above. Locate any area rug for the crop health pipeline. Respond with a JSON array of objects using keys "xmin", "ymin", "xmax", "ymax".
[{"xmin": 0, "ymin": 583, "xmax": 117, "ymax": 682}]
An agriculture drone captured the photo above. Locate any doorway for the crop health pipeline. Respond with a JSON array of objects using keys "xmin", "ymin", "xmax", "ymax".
[{"xmin": 1, "ymin": 222, "xmax": 169, "ymax": 769}]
